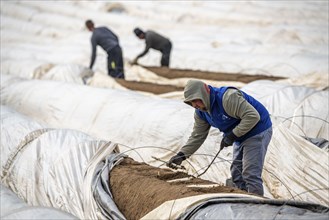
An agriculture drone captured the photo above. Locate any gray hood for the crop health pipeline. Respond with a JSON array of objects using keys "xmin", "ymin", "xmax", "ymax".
[{"xmin": 184, "ymin": 80, "xmax": 211, "ymax": 112}]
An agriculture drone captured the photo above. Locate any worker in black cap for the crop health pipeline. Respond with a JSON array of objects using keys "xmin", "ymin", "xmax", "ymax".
[{"xmin": 132, "ymin": 27, "xmax": 172, "ymax": 67}]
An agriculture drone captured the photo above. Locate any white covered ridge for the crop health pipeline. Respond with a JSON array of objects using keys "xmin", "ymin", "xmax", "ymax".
[
  {"xmin": 1, "ymin": 59, "xmax": 53, "ymax": 79},
  {"xmin": 1, "ymin": 59, "xmax": 244, "ymax": 96},
  {"xmin": 242, "ymin": 80, "xmax": 329, "ymax": 140},
  {"xmin": 2, "ymin": 106, "xmax": 328, "ymax": 219},
  {"xmin": 1, "ymin": 184, "xmax": 77, "ymax": 219},
  {"xmin": 1, "ymin": 75, "xmax": 328, "ymax": 206},
  {"xmin": 0, "ymin": 105, "xmax": 122, "ymax": 219}
]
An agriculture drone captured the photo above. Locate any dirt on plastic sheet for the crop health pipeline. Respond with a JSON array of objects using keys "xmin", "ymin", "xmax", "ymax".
[{"xmin": 110, "ymin": 157, "xmax": 250, "ymax": 220}]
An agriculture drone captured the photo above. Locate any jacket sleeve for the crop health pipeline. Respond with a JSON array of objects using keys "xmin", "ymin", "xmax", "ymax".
[
  {"xmin": 89, "ymin": 37, "xmax": 97, "ymax": 69},
  {"xmin": 180, "ymin": 112, "xmax": 211, "ymax": 157},
  {"xmin": 112, "ymin": 31, "xmax": 119, "ymax": 42},
  {"xmin": 136, "ymin": 43, "xmax": 150, "ymax": 59},
  {"xmin": 222, "ymin": 89, "xmax": 260, "ymax": 137}
]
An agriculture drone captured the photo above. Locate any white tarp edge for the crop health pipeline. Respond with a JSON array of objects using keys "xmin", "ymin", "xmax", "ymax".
[
  {"xmin": 141, "ymin": 193, "xmax": 261, "ymax": 219},
  {"xmin": 142, "ymin": 194, "xmax": 329, "ymax": 220}
]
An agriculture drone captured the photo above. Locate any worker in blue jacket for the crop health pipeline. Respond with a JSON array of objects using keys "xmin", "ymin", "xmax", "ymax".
[{"xmin": 168, "ymin": 80, "xmax": 273, "ymax": 196}]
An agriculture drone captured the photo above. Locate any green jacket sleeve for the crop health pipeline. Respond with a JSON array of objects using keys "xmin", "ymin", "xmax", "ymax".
[
  {"xmin": 222, "ymin": 89, "xmax": 260, "ymax": 137},
  {"xmin": 180, "ymin": 112, "xmax": 210, "ymax": 157}
]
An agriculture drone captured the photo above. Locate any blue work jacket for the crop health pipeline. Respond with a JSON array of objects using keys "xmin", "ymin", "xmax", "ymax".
[{"xmin": 196, "ymin": 86, "xmax": 272, "ymax": 143}]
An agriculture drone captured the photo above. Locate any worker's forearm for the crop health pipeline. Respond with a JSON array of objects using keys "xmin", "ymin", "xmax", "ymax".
[
  {"xmin": 180, "ymin": 131, "xmax": 208, "ymax": 157},
  {"xmin": 137, "ymin": 47, "xmax": 149, "ymax": 58},
  {"xmin": 180, "ymin": 113, "xmax": 210, "ymax": 157},
  {"xmin": 89, "ymin": 43, "xmax": 97, "ymax": 69},
  {"xmin": 89, "ymin": 53, "xmax": 96, "ymax": 69}
]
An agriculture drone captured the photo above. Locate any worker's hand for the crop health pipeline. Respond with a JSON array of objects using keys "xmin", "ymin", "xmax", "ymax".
[
  {"xmin": 168, "ymin": 152, "xmax": 186, "ymax": 169},
  {"xmin": 220, "ymin": 132, "xmax": 238, "ymax": 150}
]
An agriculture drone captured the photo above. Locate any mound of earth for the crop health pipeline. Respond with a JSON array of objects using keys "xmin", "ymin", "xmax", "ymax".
[
  {"xmin": 110, "ymin": 157, "xmax": 249, "ymax": 219},
  {"xmin": 115, "ymin": 79, "xmax": 183, "ymax": 94},
  {"xmin": 143, "ymin": 66, "xmax": 285, "ymax": 83},
  {"xmin": 115, "ymin": 66, "xmax": 285, "ymax": 94}
]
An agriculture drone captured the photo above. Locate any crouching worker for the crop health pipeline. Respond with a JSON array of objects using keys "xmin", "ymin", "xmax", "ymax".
[
  {"xmin": 168, "ymin": 80, "xmax": 272, "ymax": 196},
  {"xmin": 85, "ymin": 20, "xmax": 125, "ymax": 79},
  {"xmin": 132, "ymin": 27, "xmax": 172, "ymax": 67}
]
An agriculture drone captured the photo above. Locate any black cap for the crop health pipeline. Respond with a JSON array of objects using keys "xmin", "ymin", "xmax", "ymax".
[{"xmin": 134, "ymin": 27, "xmax": 144, "ymax": 37}]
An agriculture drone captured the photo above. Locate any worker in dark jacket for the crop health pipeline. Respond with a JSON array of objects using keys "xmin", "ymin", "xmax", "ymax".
[
  {"xmin": 85, "ymin": 20, "xmax": 124, "ymax": 79},
  {"xmin": 168, "ymin": 80, "xmax": 273, "ymax": 196},
  {"xmin": 132, "ymin": 27, "xmax": 172, "ymax": 67}
]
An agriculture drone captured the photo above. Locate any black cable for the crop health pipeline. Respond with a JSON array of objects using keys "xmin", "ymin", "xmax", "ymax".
[{"xmin": 195, "ymin": 147, "xmax": 223, "ymax": 178}]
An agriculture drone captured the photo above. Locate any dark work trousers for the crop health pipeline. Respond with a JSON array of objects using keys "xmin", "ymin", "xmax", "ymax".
[
  {"xmin": 107, "ymin": 45, "xmax": 125, "ymax": 79},
  {"xmin": 230, "ymin": 127, "xmax": 273, "ymax": 196},
  {"xmin": 160, "ymin": 42, "xmax": 172, "ymax": 67}
]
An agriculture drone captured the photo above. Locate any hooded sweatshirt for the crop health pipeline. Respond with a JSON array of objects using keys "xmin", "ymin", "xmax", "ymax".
[{"xmin": 180, "ymin": 80, "xmax": 271, "ymax": 157}]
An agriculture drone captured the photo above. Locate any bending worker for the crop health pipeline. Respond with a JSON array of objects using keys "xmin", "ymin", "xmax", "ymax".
[
  {"xmin": 85, "ymin": 20, "xmax": 124, "ymax": 79},
  {"xmin": 168, "ymin": 80, "xmax": 272, "ymax": 196},
  {"xmin": 132, "ymin": 27, "xmax": 172, "ymax": 67}
]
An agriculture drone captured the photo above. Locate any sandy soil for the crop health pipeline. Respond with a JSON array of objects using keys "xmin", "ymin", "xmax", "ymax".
[
  {"xmin": 144, "ymin": 66, "xmax": 285, "ymax": 83},
  {"xmin": 110, "ymin": 157, "xmax": 249, "ymax": 219},
  {"xmin": 116, "ymin": 66, "xmax": 285, "ymax": 94},
  {"xmin": 115, "ymin": 79, "xmax": 184, "ymax": 94}
]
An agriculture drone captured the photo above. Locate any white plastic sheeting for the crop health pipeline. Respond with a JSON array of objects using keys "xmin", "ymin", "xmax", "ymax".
[
  {"xmin": 3, "ymin": 60, "xmax": 327, "ymax": 139},
  {"xmin": 0, "ymin": 59, "xmax": 82, "ymax": 82},
  {"xmin": 1, "ymin": 59, "xmax": 53, "ymax": 79},
  {"xmin": 0, "ymin": 105, "xmax": 122, "ymax": 219},
  {"xmin": 0, "ymin": 58, "xmax": 244, "ymax": 96},
  {"xmin": 41, "ymin": 64, "xmax": 92, "ymax": 84},
  {"xmin": 1, "ymin": 59, "xmax": 131, "ymax": 91},
  {"xmin": 178, "ymin": 201, "xmax": 328, "ymax": 220},
  {"xmin": 290, "ymin": 91, "xmax": 329, "ymax": 139},
  {"xmin": 142, "ymin": 194, "xmax": 329, "ymax": 220},
  {"xmin": 1, "ymin": 184, "xmax": 77, "ymax": 219},
  {"xmin": 278, "ymin": 72, "xmax": 329, "ymax": 90},
  {"xmin": 242, "ymin": 80, "xmax": 329, "ymax": 139},
  {"xmin": 242, "ymin": 80, "xmax": 316, "ymax": 118},
  {"xmin": 1, "ymin": 75, "xmax": 328, "ymax": 206},
  {"xmin": 1, "ymin": 1, "xmax": 328, "ymax": 77}
]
